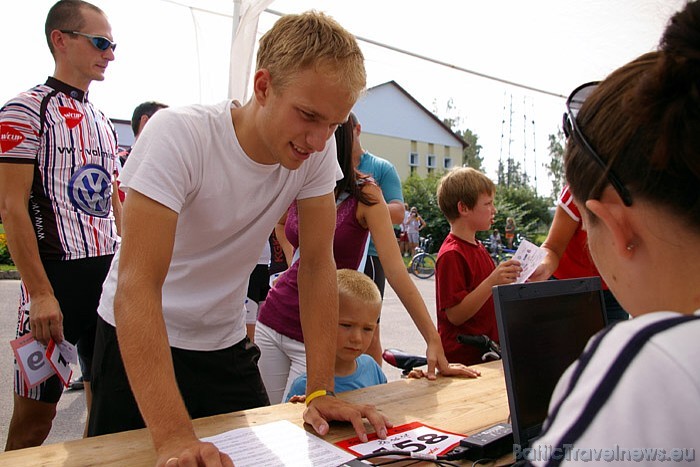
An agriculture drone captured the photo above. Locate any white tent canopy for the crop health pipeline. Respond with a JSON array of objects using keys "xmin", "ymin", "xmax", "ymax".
[
  {"xmin": 1, "ymin": 0, "xmax": 685, "ymax": 110},
  {"xmin": 0, "ymin": 0, "xmax": 686, "ymax": 189}
]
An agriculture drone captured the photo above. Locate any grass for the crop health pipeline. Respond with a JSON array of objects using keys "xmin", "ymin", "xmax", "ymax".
[{"xmin": 0, "ymin": 264, "xmax": 16, "ymax": 272}]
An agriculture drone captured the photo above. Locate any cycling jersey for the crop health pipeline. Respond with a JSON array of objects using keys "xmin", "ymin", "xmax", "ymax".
[
  {"xmin": 0, "ymin": 77, "xmax": 120, "ymax": 260},
  {"xmin": 2, "ymin": 76, "xmax": 119, "ymax": 403}
]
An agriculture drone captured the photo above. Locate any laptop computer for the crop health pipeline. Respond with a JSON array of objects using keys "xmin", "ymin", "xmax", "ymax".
[{"xmin": 493, "ymin": 277, "xmax": 608, "ymax": 450}]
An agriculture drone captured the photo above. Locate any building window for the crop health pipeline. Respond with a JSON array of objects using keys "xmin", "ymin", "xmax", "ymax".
[
  {"xmin": 426, "ymin": 154, "xmax": 436, "ymax": 174},
  {"xmin": 444, "ymin": 157, "xmax": 453, "ymax": 169},
  {"xmin": 410, "ymin": 165, "xmax": 417, "ymax": 176},
  {"xmin": 409, "ymin": 152, "xmax": 419, "ymax": 166}
]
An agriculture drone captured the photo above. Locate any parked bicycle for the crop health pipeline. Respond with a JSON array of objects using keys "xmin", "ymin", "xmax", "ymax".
[
  {"xmin": 482, "ymin": 239, "xmax": 515, "ymax": 265},
  {"xmin": 456, "ymin": 334, "xmax": 501, "ymax": 361},
  {"xmin": 482, "ymin": 233, "xmax": 526, "ymax": 265},
  {"xmin": 409, "ymin": 235, "xmax": 436, "ymax": 279}
]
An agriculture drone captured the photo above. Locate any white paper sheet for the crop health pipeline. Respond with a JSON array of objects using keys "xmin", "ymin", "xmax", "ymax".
[
  {"xmin": 46, "ymin": 340, "xmax": 73, "ymax": 387},
  {"xmin": 201, "ymin": 420, "xmax": 357, "ymax": 467},
  {"xmin": 512, "ymin": 239, "xmax": 547, "ymax": 283},
  {"xmin": 10, "ymin": 336, "xmax": 78, "ymax": 388}
]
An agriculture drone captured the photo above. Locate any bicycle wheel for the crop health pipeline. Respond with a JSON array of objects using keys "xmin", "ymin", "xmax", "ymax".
[{"xmin": 411, "ymin": 254, "xmax": 436, "ymax": 279}]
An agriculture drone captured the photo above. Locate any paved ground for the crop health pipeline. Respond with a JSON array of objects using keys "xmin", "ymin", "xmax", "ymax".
[
  {"xmin": 0, "ymin": 274, "xmax": 437, "ymax": 450},
  {"xmin": 0, "ymin": 279, "xmax": 88, "ymax": 450}
]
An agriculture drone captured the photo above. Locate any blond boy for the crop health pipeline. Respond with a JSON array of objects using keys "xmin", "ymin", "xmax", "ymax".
[{"xmin": 287, "ymin": 269, "xmax": 386, "ymax": 402}]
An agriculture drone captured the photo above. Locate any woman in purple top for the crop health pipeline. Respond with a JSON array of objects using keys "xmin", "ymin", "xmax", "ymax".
[{"xmin": 256, "ymin": 120, "xmax": 479, "ymax": 404}]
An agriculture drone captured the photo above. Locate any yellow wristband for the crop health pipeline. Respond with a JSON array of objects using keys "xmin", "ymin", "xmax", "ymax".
[{"xmin": 305, "ymin": 389, "xmax": 335, "ymax": 406}]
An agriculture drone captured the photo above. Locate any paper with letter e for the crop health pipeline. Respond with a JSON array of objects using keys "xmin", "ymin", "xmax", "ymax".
[
  {"xmin": 47, "ymin": 339, "xmax": 74, "ymax": 387},
  {"xmin": 10, "ymin": 335, "xmax": 54, "ymax": 388}
]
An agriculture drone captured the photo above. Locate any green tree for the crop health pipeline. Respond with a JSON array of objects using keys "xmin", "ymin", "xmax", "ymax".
[
  {"xmin": 485, "ymin": 185, "xmax": 553, "ymax": 245},
  {"xmin": 435, "ymin": 97, "xmax": 461, "ymax": 131},
  {"xmin": 546, "ymin": 129, "xmax": 566, "ymax": 199},
  {"xmin": 497, "ymin": 158, "xmax": 530, "ymax": 189},
  {"xmin": 419, "ymin": 98, "xmax": 553, "ymax": 249},
  {"xmin": 434, "ymin": 98, "xmax": 483, "ymax": 171},
  {"xmin": 457, "ymin": 128, "xmax": 483, "ymax": 170},
  {"xmin": 403, "ymin": 173, "xmax": 553, "ymax": 252},
  {"xmin": 402, "ymin": 173, "xmax": 449, "ymax": 253}
]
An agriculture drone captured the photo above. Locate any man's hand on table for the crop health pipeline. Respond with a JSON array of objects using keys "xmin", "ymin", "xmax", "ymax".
[
  {"xmin": 157, "ymin": 438, "xmax": 233, "ymax": 467},
  {"xmin": 303, "ymin": 395, "xmax": 393, "ymax": 443}
]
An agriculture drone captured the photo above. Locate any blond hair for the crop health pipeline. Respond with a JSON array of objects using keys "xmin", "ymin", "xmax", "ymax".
[
  {"xmin": 256, "ymin": 11, "xmax": 366, "ymax": 100},
  {"xmin": 337, "ymin": 269, "xmax": 381, "ymax": 309},
  {"xmin": 437, "ymin": 167, "xmax": 496, "ymax": 221}
]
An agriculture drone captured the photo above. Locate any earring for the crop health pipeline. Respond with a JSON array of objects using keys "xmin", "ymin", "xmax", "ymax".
[{"xmin": 626, "ymin": 243, "xmax": 635, "ymax": 251}]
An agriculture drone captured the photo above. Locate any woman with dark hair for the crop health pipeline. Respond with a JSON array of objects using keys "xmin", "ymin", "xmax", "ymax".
[
  {"xmin": 526, "ymin": 2, "xmax": 700, "ymax": 463},
  {"xmin": 530, "ymin": 183, "xmax": 630, "ymax": 325},
  {"xmin": 256, "ymin": 120, "xmax": 478, "ymax": 404}
]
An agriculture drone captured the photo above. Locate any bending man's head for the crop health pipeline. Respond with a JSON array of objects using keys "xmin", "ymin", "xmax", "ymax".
[{"xmin": 256, "ymin": 11, "xmax": 366, "ymax": 102}]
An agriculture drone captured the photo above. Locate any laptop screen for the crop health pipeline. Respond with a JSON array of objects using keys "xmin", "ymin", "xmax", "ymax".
[{"xmin": 493, "ymin": 277, "xmax": 607, "ymax": 449}]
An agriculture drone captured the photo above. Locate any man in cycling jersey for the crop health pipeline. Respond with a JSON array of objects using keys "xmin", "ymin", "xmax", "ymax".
[{"xmin": 0, "ymin": 0, "xmax": 121, "ymax": 449}]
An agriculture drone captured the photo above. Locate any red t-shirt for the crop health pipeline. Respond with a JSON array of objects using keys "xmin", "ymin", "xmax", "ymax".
[
  {"xmin": 554, "ymin": 186, "xmax": 608, "ymax": 289},
  {"xmin": 435, "ymin": 233, "xmax": 498, "ymax": 365}
]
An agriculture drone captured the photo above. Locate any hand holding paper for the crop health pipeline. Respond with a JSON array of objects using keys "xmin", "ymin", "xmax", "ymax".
[
  {"xmin": 24, "ymin": 297, "xmax": 65, "ymax": 346},
  {"xmin": 10, "ymin": 336, "xmax": 77, "ymax": 388},
  {"xmin": 511, "ymin": 239, "xmax": 548, "ymax": 283}
]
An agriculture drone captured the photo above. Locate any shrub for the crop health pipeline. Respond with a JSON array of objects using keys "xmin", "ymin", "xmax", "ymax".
[
  {"xmin": 0, "ymin": 233, "xmax": 14, "ymax": 266},
  {"xmin": 478, "ymin": 185, "xmax": 553, "ymax": 245},
  {"xmin": 403, "ymin": 174, "xmax": 554, "ymax": 252},
  {"xmin": 402, "ymin": 173, "xmax": 449, "ymax": 254}
]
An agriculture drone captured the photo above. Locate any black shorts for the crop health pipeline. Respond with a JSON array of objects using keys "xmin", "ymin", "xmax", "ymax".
[
  {"xmin": 363, "ymin": 255, "xmax": 386, "ymax": 301},
  {"xmin": 247, "ymin": 263, "xmax": 271, "ymax": 303},
  {"xmin": 88, "ymin": 317, "xmax": 270, "ymax": 436},
  {"xmin": 14, "ymin": 255, "xmax": 113, "ymax": 403}
]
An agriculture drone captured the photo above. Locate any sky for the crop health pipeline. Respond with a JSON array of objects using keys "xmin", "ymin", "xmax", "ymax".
[{"xmin": 0, "ymin": 0, "xmax": 687, "ymax": 196}]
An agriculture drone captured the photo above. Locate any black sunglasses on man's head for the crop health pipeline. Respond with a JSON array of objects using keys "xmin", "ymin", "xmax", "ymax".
[
  {"xmin": 562, "ymin": 81, "xmax": 633, "ymax": 206},
  {"xmin": 60, "ymin": 30, "xmax": 117, "ymax": 51}
]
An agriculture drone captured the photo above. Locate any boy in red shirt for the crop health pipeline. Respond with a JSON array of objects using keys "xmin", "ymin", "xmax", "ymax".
[{"xmin": 435, "ymin": 168, "xmax": 521, "ymax": 365}]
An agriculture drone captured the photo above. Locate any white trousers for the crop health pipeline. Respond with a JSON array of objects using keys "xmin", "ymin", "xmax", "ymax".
[{"xmin": 254, "ymin": 321, "xmax": 307, "ymax": 404}]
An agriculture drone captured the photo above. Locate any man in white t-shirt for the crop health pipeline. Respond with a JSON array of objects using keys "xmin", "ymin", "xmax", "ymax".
[{"xmin": 88, "ymin": 11, "xmax": 390, "ymax": 466}]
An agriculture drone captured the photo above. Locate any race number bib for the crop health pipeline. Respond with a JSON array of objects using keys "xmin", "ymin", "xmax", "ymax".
[
  {"xmin": 336, "ymin": 422, "xmax": 464, "ymax": 458},
  {"xmin": 10, "ymin": 336, "xmax": 78, "ymax": 388}
]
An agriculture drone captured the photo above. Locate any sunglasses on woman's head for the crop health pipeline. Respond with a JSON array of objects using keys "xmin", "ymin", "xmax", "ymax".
[
  {"xmin": 60, "ymin": 30, "xmax": 117, "ymax": 51},
  {"xmin": 562, "ymin": 81, "xmax": 633, "ymax": 206}
]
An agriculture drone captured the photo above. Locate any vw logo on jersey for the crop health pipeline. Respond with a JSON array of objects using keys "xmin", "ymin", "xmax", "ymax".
[{"xmin": 68, "ymin": 164, "xmax": 112, "ymax": 217}]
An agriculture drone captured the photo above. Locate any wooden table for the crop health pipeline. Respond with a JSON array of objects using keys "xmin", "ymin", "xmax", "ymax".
[{"xmin": 0, "ymin": 361, "xmax": 509, "ymax": 466}]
